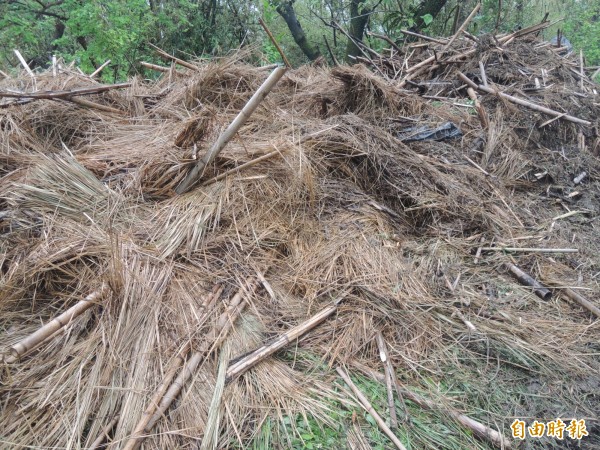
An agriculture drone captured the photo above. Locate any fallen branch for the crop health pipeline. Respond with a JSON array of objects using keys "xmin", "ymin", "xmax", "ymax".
[
  {"xmin": 4, "ymin": 285, "xmax": 108, "ymax": 363},
  {"xmin": 507, "ymin": 264, "xmax": 551, "ymax": 300},
  {"xmin": 176, "ymin": 66, "xmax": 287, "ymax": 193},
  {"xmin": 458, "ymin": 72, "xmax": 591, "ymax": 126},
  {"xmin": 336, "ymin": 366, "xmax": 408, "ymax": 450},
  {"xmin": 0, "ymin": 82, "xmax": 132, "ymax": 100},
  {"xmin": 226, "ymin": 297, "xmax": 344, "ymax": 383}
]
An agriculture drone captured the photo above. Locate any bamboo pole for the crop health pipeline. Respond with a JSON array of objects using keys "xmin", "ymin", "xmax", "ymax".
[
  {"xmin": 482, "ymin": 247, "xmax": 578, "ymax": 253},
  {"xmin": 259, "ymin": 18, "xmax": 291, "ymax": 68},
  {"xmin": 90, "ymin": 59, "xmax": 111, "ymax": 78},
  {"xmin": 506, "ymin": 264, "xmax": 551, "ymax": 300},
  {"xmin": 442, "ymin": 3, "xmax": 481, "ymax": 51},
  {"xmin": 226, "ymin": 301, "xmax": 341, "ymax": 383},
  {"xmin": 350, "ymin": 361, "xmax": 511, "ymax": 449},
  {"xmin": 399, "ymin": 29, "xmax": 447, "ymax": 45},
  {"xmin": 562, "ymin": 288, "xmax": 600, "ymax": 318},
  {"xmin": 144, "ymin": 279, "xmax": 258, "ymax": 431},
  {"xmin": 123, "ymin": 285, "xmax": 223, "ymax": 450},
  {"xmin": 141, "ymin": 61, "xmax": 182, "ymax": 75},
  {"xmin": 4, "ymin": 286, "xmax": 107, "ymax": 363},
  {"xmin": 336, "ymin": 367, "xmax": 408, "ymax": 450},
  {"xmin": 176, "ymin": 66, "xmax": 287, "ymax": 193},
  {"xmin": 458, "ymin": 72, "xmax": 591, "ymax": 126},
  {"xmin": 0, "ymin": 83, "xmax": 132, "ymax": 100}
]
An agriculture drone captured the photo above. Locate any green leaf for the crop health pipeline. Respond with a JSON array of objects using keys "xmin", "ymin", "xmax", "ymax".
[{"xmin": 421, "ymin": 13, "xmax": 433, "ymax": 26}]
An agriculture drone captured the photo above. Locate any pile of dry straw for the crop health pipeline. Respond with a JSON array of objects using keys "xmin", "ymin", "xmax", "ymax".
[{"xmin": 0, "ymin": 29, "xmax": 599, "ymax": 450}]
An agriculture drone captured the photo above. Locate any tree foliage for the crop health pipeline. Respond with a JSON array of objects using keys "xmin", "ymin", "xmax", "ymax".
[{"xmin": 0, "ymin": 0, "xmax": 597, "ymax": 78}]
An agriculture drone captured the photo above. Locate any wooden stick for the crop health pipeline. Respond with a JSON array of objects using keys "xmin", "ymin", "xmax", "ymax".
[
  {"xmin": 336, "ymin": 367, "xmax": 408, "ymax": 450},
  {"xmin": 145, "ymin": 279, "xmax": 257, "ymax": 431},
  {"xmin": 124, "ymin": 286, "xmax": 223, "ymax": 450},
  {"xmin": 52, "ymin": 55, "xmax": 57, "ymax": 77},
  {"xmin": 14, "ymin": 49, "xmax": 34, "ymax": 77},
  {"xmin": 349, "ymin": 361, "xmax": 511, "ymax": 449},
  {"xmin": 467, "ymin": 87, "xmax": 489, "ymax": 128},
  {"xmin": 68, "ymin": 97, "xmax": 125, "ymax": 115},
  {"xmin": 150, "ymin": 43, "xmax": 199, "ymax": 71},
  {"xmin": 0, "ymin": 82, "xmax": 132, "ymax": 100},
  {"xmin": 457, "ymin": 72, "xmax": 591, "ymax": 126},
  {"xmin": 478, "ymin": 61, "xmax": 488, "ymax": 87},
  {"xmin": 442, "ymin": 3, "xmax": 481, "ymax": 51},
  {"xmin": 90, "ymin": 59, "xmax": 111, "ymax": 78},
  {"xmin": 561, "ymin": 288, "xmax": 600, "ymax": 318},
  {"xmin": 259, "ymin": 18, "xmax": 291, "ymax": 68},
  {"xmin": 88, "ymin": 416, "xmax": 119, "ymax": 450},
  {"xmin": 176, "ymin": 66, "xmax": 287, "ymax": 193},
  {"xmin": 202, "ymin": 149, "xmax": 281, "ymax": 186},
  {"xmin": 375, "ymin": 332, "xmax": 398, "ymax": 429},
  {"xmin": 506, "ymin": 264, "xmax": 551, "ymax": 300},
  {"xmin": 4, "ymin": 286, "xmax": 107, "ymax": 363},
  {"xmin": 226, "ymin": 300, "xmax": 342, "ymax": 383},
  {"xmin": 482, "ymin": 247, "xmax": 578, "ymax": 253}
]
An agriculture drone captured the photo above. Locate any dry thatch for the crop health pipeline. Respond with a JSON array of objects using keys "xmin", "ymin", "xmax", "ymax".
[{"xmin": 1, "ymin": 37, "xmax": 599, "ymax": 450}]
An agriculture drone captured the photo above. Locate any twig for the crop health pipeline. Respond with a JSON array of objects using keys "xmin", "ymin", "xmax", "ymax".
[
  {"xmin": 259, "ymin": 18, "xmax": 291, "ymax": 68},
  {"xmin": 90, "ymin": 59, "xmax": 111, "ymax": 78},
  {"xmin": 14, "ymin": 49, "xmax": 34, "ymax": 78},
  {"xmin": 458, "ymin": 72, "xmax": 591, "ymax": 126},
  {"xmin": 0, "ymin": 82, "xmax": 132, "ymax": 100},
  {"xmin": 149, "ymin": 43, "xmax": 199, "ymax": 71},
  {"xmin": 140, "ymin": 61, "xmax": 179, "ymax": 74},
  {"xmin": 507, "ymin": 264, "xmax": 551, "ymax": 300},
  {"xmin": 202, "ymin": 150, "xmax": 281, "ymax": 186},
  {"xmin": 176, "ymin": 66, "xmax": 287, "ymax": 193},
  {"xmin": 442, "ymin": 3, "xmax": 481, "ymax": 51},
  {"xmin": 336, "ymin": 367, "xmax": 408, "ymax": 450},
  {"xmin": 474, "ymin": 236, "xmax": 486, "ymax": 264},
  {"xmin": 399, "ymin": 29, "xmax": 447, "ymax": 45},
  {"xmin": 465, "ymin": 155, "xmax": 490, "ymax": 175},
  {"xmin": 226, "ymin": 298, "xmax": 344, "ymax": 383},
  {"xmin": 323, "ymin": 35, "xmax": 339, "ymax": 66},
  {"xmin": 366, "ymin": 32, "xmax": 401, "ymax": 52},
  {"xmin": 375, "ymin": 332, "xmax": 398, "ymax": 429},
  {"xmin": 3, "ymin": 285, "xmax": 108, "ymax": 363}
]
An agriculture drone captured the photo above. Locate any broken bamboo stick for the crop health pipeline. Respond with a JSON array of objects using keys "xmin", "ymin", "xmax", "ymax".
[
  {"xmin": 458, "ymin": 72, "xmax": 591, "ymax": 126},
  {"xmin": 562, "ymin": 288, "xmax": 600, "ymax": 318},
  {"xmin": 14, "ymin": 49, "xmax": 34, "ymax": 78},
  {"xmin": 88, "ymin": 416, "xmax": 119, "ymax": 450},
  {"xmin": 0, "ymin": 82, "xmax": 132, "ymax": 100},
  {"xmin": 399, "ymin": 29, "xmax": 447, "ymax": 45},
  {"xmin": 69, "ymin": 97, "xmax": 125, "ymax": 115},
  {"xmin": 226, "ymin": 299, "xmax": 343, "ymax": 383},
  {"xmin": 375, "ymin": 332, "xmax": 398, "ymax": 429},
  {"xmin": 176, "ymin": 66, "xmax": 287, "ymax": 193},
  {"xmin": 4, "ymin": 285, "xmax": 108, "ymax": 363},
  {"xmin": 123, "ymin": 285, "xmax": 224, "ymax": 450},
  {"xmin": 336, "ymin": 367, "xmax": 408, "ymax": 450},
  {"xmin": 90, "ymin": 59, "xmax": 111, "ymax": 78},
  {"xmin": 144, "ymin": 279, "xmax": 257, "ymax": 431},
  {"xmin": 467, "ymin": 87, "xmax": 489, "ymax": 128},
  {"xmin": 506, "ymin": 264, "xmax": 551, "ymax": 300},
  {"xmin": 202, "ymin": 149, "xmax": 281, "ymax": 186},
  {"xmin": 150, "ymin": 43, "xmax": 199, "ymax": 71}
]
